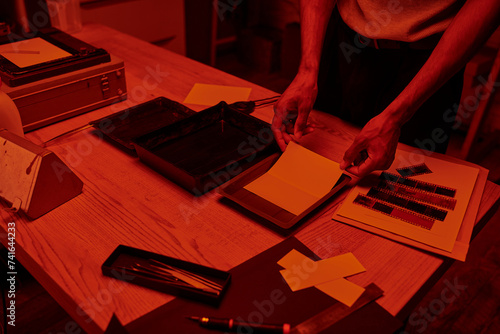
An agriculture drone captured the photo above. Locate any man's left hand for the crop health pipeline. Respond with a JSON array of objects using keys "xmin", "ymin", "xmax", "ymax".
[{"xmin": 340, "ymin": 114, "xmax": 401, "ymax": 179}]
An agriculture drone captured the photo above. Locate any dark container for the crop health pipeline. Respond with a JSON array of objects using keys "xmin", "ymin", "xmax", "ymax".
[
  {"xmin": 132, "ymin": 102, "xmax": 279, "ymax": 195},
  {"xmin": 90, "ymin": 97, "xmax": 195, "ymax": 155},
  {"xmin": 101, "ymin": 245, "xmax": 231, "ymax": 304}
]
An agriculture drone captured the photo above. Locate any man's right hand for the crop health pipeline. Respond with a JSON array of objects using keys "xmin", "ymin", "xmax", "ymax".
[
  {"xmin": 272, "ymin": 72, "xmax": 318, "ymax": 151},
  {"xmin": 271, "ymin": 0, "xmax": 336, "ymax": 150}
]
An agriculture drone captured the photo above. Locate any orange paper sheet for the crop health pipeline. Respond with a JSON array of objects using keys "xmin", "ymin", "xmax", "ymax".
[
  {"xmin": 335, "ymin": 150, "xmax": 479, "ymax": 253},
  {"xmin": 277, "ymin": 249, "xmax": 366, "ymax": 306},
  {"xmin": 315, "ymin": 278, "xmax": 365, "ymax": 307},
  {"xmin": 183, "ymin": 83, "xmax": 251, "ymax": 106},
  {"xmin": 244, "ymin": 142, "xmax": 344, "ymax": 215},
  {"xmin": 280, "ymin": 253, "xmax": 366, "ymax": 291},
  {"xmin": 0, "ymin": 37, "xmax": 71, "ymax": 68},
  {"xmin": 277, "ymin": 249, "xmax": 315, "ymax": 268}
]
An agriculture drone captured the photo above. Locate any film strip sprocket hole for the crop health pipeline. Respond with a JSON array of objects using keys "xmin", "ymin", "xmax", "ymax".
[
  {"xmin": 396, "ymin": 163, "xmax": 432, "ymax": 177},
  {"xmin": 367, "ymin": 188, "xmax": 448, "ymax": 221},
  {"xmin": 353, "ymin": 194, "xmax": 435, "ymax": 230},
  {"xmin": 377, "ymin": 180, "xmax": 457, "ymax": 210},
  {"xmin": 380, "ymin": 172, "xmax": 457, "ymax": 198}
]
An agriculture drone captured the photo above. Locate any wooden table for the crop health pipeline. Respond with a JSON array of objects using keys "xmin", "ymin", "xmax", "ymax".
[{"xmin": 1, "ymin": 24, "xmax": 499, "ymax": 334}]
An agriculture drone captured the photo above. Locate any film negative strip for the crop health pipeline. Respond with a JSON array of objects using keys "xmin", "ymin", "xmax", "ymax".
[
  {"xmin": 367, "ymin": 188, "xmax": 448, "ymax": 221},
  {"xmin": 377, "ymin": 180, "xmax": 457, "ymax": 210},
  {"xmin": 396, "ymin": 163, "xmax": 432, "ymax": 177},
  {"xmin": 353, "ymin": 194, "xmax": 434, "ymax": 229},
  {"xmin": 380, "ymin": 172, "xmax": 457, "ymax": 198}
]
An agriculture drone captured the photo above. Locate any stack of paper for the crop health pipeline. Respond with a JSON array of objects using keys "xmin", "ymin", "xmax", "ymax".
[{"xmin": 334, "ymin": 149, "xmax": 483, "ymax": 261}]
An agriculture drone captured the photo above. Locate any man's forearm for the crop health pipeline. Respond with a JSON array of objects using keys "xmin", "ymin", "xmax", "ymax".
[
  {"xmin": 385, "ymin": 0, "xmax": 500, "ymax": 126},
  {"xmin": 298, "ymin": 0, "xmax": 337, "ymax": 77}
]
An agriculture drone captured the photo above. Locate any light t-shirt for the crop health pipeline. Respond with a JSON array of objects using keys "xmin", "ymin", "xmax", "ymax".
[{"xmin": 337, "ymin": 0, "xmax": 466, "ymax": 42}]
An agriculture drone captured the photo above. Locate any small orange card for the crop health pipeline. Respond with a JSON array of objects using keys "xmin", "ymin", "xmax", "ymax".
[{"xmin": 183, "ymin": 83, "xmax": 251, "ymax": 106}]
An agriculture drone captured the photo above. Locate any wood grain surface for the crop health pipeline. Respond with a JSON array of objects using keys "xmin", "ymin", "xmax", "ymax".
[{"xmin": 1, "ymin": 24, "xmax": 499, "ymax": 334}]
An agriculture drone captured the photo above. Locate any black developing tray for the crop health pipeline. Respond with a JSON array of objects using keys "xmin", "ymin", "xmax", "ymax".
[
  {"xmin": 132, "ymin": 102, "xmax": 280, "ymax": 195},
  {"xmin": 101, "ymin": 245, "xmax": 231, "ymax": 304},
  {"xmin": 89, "ymin": 97, "xmax": 196, "ymax": 155}
]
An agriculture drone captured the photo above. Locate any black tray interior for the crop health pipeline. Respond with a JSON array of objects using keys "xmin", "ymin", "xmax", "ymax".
[
  {"xmin": 133, "ymin": 102, "xmax": 279, "ymax": 194},
  {"xmin": 147, "ymin": 121, "xmax": 258, "ymax": 176},
  {"xmin": 90, "ymin": 97, "xmax": 196, "ymax": 155}
]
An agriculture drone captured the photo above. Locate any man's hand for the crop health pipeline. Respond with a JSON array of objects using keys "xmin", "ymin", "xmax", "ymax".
[
  {"xmin": 271, "ymin": 0, "xmax": 337, "ymax": 151},
  {"xmin": 340, "ymin": 114, "xmax": 401, "ymax": 179},
  {"xmin": 272, "ymin": 73, "xmax": 317, "ymax": 151},
  {"xmin": 337, "ymin": 0, "xmax": 500, "ymax": 180},
  {"xmin": 338, "ymin": 0, "xmax": 500, "ymax": 179}
]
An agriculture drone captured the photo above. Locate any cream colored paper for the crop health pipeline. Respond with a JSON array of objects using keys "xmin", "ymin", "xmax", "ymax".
[
  {"xmin": 183, "ymin": 83, "xmax": 251, "ymax": 106},
  {"xmin": 244, "ymin": 142, "xmax": 344, "ymax": 215},
  {"xmin": 0, "ymin": 37, "xmax": 71, "ymax": 68},
  {"xmin": 335, "ymin": 150, "xmax": 479, "ymax": 253}
]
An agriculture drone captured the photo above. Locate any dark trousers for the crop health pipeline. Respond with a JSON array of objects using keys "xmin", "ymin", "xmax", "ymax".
[{"xmin": 314, "ymin": 11, "xmax": 464, "ymax": 154}]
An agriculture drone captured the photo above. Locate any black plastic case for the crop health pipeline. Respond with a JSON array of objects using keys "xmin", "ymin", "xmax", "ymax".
[{"xmin": 101, "ymin": 245, "xmax": 231, "ymax": 304}]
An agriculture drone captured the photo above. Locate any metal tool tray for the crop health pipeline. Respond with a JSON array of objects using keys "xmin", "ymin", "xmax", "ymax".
[{"xmin": 102, "ymin": 245, "xmax": 231, "ymax": 304}]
